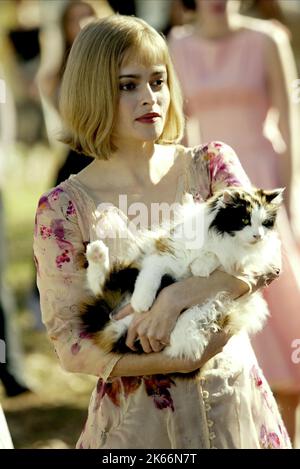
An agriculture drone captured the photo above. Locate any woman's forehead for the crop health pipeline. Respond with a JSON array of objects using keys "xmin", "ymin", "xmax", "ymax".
[
  {"xmin": 121, "ymin": 44, "xmax": 168, "ymax": 69},
  {"xmin": 119, "ymin": 60, "xmax": 167, "ymax": 76}
]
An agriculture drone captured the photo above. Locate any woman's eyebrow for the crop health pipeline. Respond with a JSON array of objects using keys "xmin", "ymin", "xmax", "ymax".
[
  {"xmin": 119, "ymin": 70, "xmax": 166, "ymax": 79},
  {"xmin": 119, "ymin": 74, "xmax": 139, "ymax": 79}
]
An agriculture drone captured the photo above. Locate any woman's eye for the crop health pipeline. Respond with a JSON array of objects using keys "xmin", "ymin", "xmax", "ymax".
[
  {"xmin": 119, "ymin": 82, "xmax": 136, "ymax": 91},
  {"xmin": 151, "ymin": 79, "xmax": 164, "ymax": 88}
]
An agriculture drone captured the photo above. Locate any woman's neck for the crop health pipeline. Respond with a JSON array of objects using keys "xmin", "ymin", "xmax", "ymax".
[
  {"xmin": 195, "ymin": 12, "xmax": 240, "ymax": 40},
  {"xmin": 85, "ymin": 142, "xmax": 176, "ymax": 193},
  {"xmin": 111, "ymin": 140, "xmax": 155, "ymax": 173}
]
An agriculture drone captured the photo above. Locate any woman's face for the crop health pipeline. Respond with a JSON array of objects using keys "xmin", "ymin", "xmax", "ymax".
[
  {"xmin": 113, "ymin": 59, "xmax": 170, "ymax": 146},
  {"xmin": 65, "ymin": 3, "xmax": 95, "ymax": 45}
]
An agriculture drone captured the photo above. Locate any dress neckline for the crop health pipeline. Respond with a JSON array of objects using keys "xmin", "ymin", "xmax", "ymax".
[
  {"xmin": 62, "ymin": 145, "xmax": 190, "ymax": 229},
  {"xmin": 65, "ymin": 145, "xmax": 189, "ymax": 223},
  {"xmin": 190, "ymin": 26, "xmax": 249, "ymax": 47}
]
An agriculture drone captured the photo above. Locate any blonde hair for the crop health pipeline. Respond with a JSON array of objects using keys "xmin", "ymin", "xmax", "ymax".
[{"xmin": 59, "ymin": 15, "xmax": 185, "ymax": 159}]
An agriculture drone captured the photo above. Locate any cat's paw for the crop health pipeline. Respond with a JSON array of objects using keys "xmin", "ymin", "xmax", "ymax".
[
  {"xmin": 190, "ymin": 258, "xmax": 210, "ymax": 277},
  {"xmin": 131, "ymin": 289, "xmax": 155, "ymax": 313},
  {"xmin": 190, "ymin": 253, "xmax": 219, "ymax": 277},
  {"xmin": 86, "ymin": 240, "xmax": 109, "ymax": 266}
]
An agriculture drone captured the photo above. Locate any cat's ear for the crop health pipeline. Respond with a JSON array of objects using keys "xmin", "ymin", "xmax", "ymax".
[
  {"xmin": 263, "ymin": 188, "xmax": 285, "ymax": 205},
  {"xmin": 220, "ymin": 190, "xmax": 235, "ymax": 206},
  {"xmin": 216, "ymin": 190, "xmax": 234, "ymax": 209}
]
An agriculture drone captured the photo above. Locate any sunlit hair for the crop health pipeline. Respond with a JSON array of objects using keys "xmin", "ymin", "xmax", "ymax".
[{"xmin": 59, "ymin": 15, "xmax": 185, "ymax": 159}]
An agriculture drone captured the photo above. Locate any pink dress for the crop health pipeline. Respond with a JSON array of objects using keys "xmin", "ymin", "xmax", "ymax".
[
  {"xmin": 169, "ymin": 26, "xmax": 300, "ymax": 392},
  {"xmin": 33, "ymin": 143, "xmax": 291, "ymax": 448}
]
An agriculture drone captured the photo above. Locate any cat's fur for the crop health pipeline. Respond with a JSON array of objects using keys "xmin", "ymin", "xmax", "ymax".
[{"xmin": 80, "ymin": 187, "xmax": 283, "ymax": 360}]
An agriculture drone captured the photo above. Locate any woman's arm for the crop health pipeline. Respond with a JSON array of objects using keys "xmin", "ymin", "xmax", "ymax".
[
  {"xmin": 115, "ymin": 270, "xmax": 243, "ymax": 354},
  {"xmin": 34, "ymin": 187, "xmax": 124, "ymax": 379},
  {"xmin": 110, "ymin": 329, "xmax": 231, "ymax": 378},
  {"xmin": 34, "ymin": 187, "xmax": 232, "ymax": 379}
]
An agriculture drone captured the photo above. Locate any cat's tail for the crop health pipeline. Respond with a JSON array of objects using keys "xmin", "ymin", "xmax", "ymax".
[
  {"xmin": 228, "ymin": 292, "xmax": 269, "ymax": 335},
  {"xmin": 79, "ymin": 295, "xmax": 137, "ymax": 354}
]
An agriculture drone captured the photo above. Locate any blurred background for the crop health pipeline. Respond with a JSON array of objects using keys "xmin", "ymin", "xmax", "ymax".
[{"xmin": 0, "ymin": 0, "xmax": 299, "ymax": 448}]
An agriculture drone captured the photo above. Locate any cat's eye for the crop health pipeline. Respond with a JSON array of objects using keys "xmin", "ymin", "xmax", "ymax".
[
  {"xmin": 242, "ymin": 218, "xmax": 250, "ymax": 225},
  {"xmin": 262, "ymin": 219, "xmax": 274, "ymax": 228}
]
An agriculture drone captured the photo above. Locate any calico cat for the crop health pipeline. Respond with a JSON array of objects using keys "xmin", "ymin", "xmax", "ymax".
[{"xmin": 80, "ymin": 187, "xmax": 283, "ymax": 360}]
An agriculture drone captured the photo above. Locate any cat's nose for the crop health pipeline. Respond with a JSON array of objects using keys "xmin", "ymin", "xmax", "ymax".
[{"xmin": 253, "ymin": 233, "xmax": 262, "ymax": 240}]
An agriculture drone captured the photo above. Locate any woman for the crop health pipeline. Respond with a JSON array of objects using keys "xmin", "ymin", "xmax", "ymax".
[
  {"xmin": 168, "ymin": 0, "xmax": 300, "ymax": 444},
  {"xmin": 39, "ymin": 1, "xmax": 98, "ymax": 184},
  {"xmin": 33, "ymin": 15, "xmax": 290, "ymax": 449}
]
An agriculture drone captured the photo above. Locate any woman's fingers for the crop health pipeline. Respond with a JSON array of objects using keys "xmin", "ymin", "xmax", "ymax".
[
  {"xmin": 123, "ymin": 305, "xmax": 172, "ymax": 353},
  {"xmin": 125, "ymin": 325, "xmax": 139, "ymax": 351},
  {"xmin": 139, "ymin": 336, "xmax": 152, "ymax": 354},
  {"xmin": 113, "ymin": 303, "xmax": 135, "ymax": 320},
  {"xmin": 149, "ymin": 337, "xmax": 165, "ymax": 353}
]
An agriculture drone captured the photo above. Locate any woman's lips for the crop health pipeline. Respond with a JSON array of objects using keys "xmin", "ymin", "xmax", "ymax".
[{"xmin": 136, "ymin": 113, "xmax": 161, "ymax": 123}]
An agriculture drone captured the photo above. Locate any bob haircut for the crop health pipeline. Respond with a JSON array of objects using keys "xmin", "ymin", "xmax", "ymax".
[{"xmin": 59, "ymin": 15, "xmax": 185, "ymax": 159}]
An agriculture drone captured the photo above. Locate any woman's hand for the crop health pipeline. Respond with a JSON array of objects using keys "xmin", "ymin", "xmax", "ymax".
[
  {"xmin": 176, "ymin": 329, "xmax": 233, "ymax": 373},
  {"xmin": 200, "ymin": 329, "xmax": 232, "ymax": 366},
  {"xmin": 114, "ymin": 288, "xmax": 182, "ymax": 353}
]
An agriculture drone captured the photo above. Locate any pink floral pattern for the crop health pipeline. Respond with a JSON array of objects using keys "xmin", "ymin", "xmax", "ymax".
[
  {"xmin": 66, "ymin": 200, "xmax": 76, "ymax": 217},
  {"xmin": 49, "ymin": 187, "xmax": 64, "ymax": 201},
  {"xmin": 40, "ymin": 225, "xmax": 53, "ymax": 239},
  {"xmin": 250, "ymin": 364, "xmax": 263, "ymax": 388},
  {"xmin": 93, "ymin": 378, "xmax": 122, "ymax": 411},
  {"xmin": 144, "ymin": 375, "xmax": 176, "ymax": 411},
  {"xmin": 92, "ymin": 375, "xmax": 175, "ymax": 413},
  {"xmin": 260, "ymin": 424, "xmax": 281, "ymax": 449},
  {"xmin": 251, "ymin": 365, "xmax": 274, "ymax": 411},
  {"xmin": 35, "ymin": 190, "xmax": 76, "ymax": 270},
  {"xmin": 194, "ymin": 141, "xmax": 251, "ymax": 197},
  {"xmin": 56, "ymin": 249, "xmax": 71, "ymax": 269}
]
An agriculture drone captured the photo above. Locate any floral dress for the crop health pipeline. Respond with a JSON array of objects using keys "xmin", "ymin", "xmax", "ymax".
[{"xmin": 33, "ymin": 142, "xmax": 291, "ymax": 449}]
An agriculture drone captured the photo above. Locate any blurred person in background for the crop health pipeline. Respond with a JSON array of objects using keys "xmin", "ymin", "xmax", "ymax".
[
  {"xmin": 31, "ymin": 2, "xmax": 111, "ymax": 330},
  {"xmin": 0, "ymin": 65, "xmax": 31, "ymax": 398},
  {"xmin": 39, "ymin": 1, "xmax": 99, "ymax": 185},
  {"xmin": 240, "ymin": 0, "xmax": 287, "ymax": 26},
  {"xmin": 169, "ymin": 0, "xmax": 300, "ymax": 446},
  {"xmin": 1, "ymin": 0, "xmax": 47, "ymax": 149}
]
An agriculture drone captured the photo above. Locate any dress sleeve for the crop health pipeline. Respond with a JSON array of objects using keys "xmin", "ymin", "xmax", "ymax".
[
  {"xmin": 33, "ymin": 187, "xmax": 121, "ymax": 379},
  {"xmin": 193, "ymin": 141, "xmax": 252, "ymax": 196},
  {"xmin": 193, "ymin": 141, "xmax": 281, "ymax": 293}
]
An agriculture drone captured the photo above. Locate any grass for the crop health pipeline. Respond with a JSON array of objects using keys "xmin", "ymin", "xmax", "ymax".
[{"xmin": 1, "ymin": 143, "xmax": 96, "ymax": 448}]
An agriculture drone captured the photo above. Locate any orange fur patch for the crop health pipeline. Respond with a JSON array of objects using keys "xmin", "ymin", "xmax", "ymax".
[
  {"xmin": 155, "ymin": 237, "xmax": 174, "ymax": 255},
  {"xmin": 92, "ymin": 328, "xmax": 118, "ymax": 354}
]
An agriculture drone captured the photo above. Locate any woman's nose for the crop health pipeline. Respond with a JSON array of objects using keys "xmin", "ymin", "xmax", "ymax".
[{"xmin": 141, "ymin": 84, "xmax": 156, "ymax": 105}]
